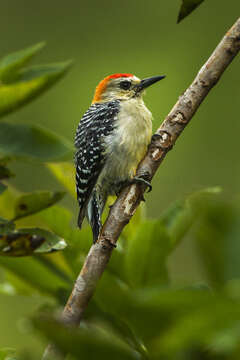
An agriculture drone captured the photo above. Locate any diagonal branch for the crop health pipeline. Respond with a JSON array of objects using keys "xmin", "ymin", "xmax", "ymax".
[{"xmin": 43, "ymin": 17, "xmax": 240, "ymax": 359}]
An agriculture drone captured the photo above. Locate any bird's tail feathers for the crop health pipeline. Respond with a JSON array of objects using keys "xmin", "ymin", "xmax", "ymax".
[
  {"xmin": 77, "ymin": 206, "xmax": 86, "ymax": 229},
  {"xmin": 87, "ymin": 190, "xmax": 106, "ymax": 243}
]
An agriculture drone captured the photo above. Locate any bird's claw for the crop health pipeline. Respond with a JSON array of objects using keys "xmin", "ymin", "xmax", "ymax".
[{"xmin": 133, "ymin": 176, "xmax": 152, "ymax": 192}]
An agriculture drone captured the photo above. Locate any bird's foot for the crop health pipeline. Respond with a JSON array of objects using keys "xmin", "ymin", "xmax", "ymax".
[
  {"xmin": 115, "ymin": 172, "xmax": 152, "ymax": 201},
  {"xmin": 131, "ymin": 176, "xmax": 152, "ymax": 192},
  {"xmin": 128, "ymin": 171, "xmax": 152, "ymax": 193}
]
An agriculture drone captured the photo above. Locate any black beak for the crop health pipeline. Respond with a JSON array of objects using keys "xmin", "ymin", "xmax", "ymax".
[{"xmin": 136, "ymin": 75, "xmax": 166, "ymax": 92}]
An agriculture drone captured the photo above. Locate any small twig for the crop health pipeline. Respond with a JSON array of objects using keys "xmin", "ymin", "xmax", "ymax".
[{"xmin": 42, "ymin": 17, "xmax": 240, "ymax": 359}]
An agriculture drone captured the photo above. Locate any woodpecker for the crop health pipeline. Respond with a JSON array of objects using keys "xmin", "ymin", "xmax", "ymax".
[{"xmin": 75, "ymin": 73, "xmax": 165, "ymax": 243}]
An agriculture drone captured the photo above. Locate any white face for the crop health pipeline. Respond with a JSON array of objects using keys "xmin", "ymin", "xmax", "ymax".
[{"xmin": 101, "ymin": 76, "xmax": 143, "ymax": 102}]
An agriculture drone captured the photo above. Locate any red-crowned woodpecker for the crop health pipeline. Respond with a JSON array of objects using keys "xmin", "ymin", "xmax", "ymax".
[{"xmin": 75, "ymin": 73, "xmax": 165, "ymax": 242}]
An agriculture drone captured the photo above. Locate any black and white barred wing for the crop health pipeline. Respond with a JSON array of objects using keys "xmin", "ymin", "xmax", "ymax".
[{"xmin": 74, "ymin": 100, "xmax": 119, "ymax": 228}]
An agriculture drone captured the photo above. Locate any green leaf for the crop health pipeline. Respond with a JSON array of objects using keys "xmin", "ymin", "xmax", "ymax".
[
  {"xmin": 160, "ymin": 198, "xmax": 193, "ymax": 247},
  {"xmin": 160, "ymin": 187, "xmax": 222, "ymax": 248},
  {"xmin": 0, "ymin": 42, "xmax": 45, "ymax": 83},
  {"xmin": 85, "ymin": 305, "xmax": 147, "ymax": 358},
  {"xmin": 4, "ymin": 271, "xmax": 41, "ymax": 297},
  {"xmin": 122, "ymin": 285, "xmax": 240, "ymax": 357},
  {"xmin": 47, "ymin": 162, "xmax": 75, "ymax": 197},
  {"xmin": 31, "ymin": 228, "xmax": 67, "ymax": 253},
  {"xmin": 94, "ymin": 271, "xmax": 130, "ymax": 316},
  {"xmin": 39, "ymin": 206, "xmax": 91, "ymax": 274},
  {"xmin": 177, "ymin": 0, "xmax": 204, "ymax": 23},
  {"xmin": 33, "ymin": 315, "xmax": 137, "ymax": 360},
  {"xmin": 35, "ymin": 256, "xmax": 72, "ymax": 284},
  {"xmin": 124, "ymin": 287, "xmax": 212, "ymax": 343},
  {"xmin": 13, "ymin": 191, "xmax": 65, "ymax": 221},
  {"xmin": 0, "ymin": 255, "xmax": 70, "ymax": 297},
  {"xmin": 0, "ymin": 123, "xmax": 74, "ymax": 162},
  {"xmin": 0, "ymin": 60, "xmax": 72, "ymax": 118},
  {"xmin": 151, "ymin": 292, "xmax": 240, "ymax": 358},
  {"xmin": 124, "ymin": 220, "xmax": 171, "ymax": 288},
  {"xmin": 0, "ymin": 227, "xmax": 66, "ymax": 256},
  {"xmin": 195, "ymin": 198, "xmax": 240, "ymax": 288}
]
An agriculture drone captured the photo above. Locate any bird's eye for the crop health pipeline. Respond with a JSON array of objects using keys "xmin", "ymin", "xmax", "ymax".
[{"xmin": 120, "ymin": 81, "xmax": 131, "ymax": 90}]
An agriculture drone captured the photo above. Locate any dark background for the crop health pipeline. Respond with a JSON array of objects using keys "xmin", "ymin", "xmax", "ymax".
[{"xmin": 0, "ymin": 0, "xmax": 239, "ymax": 354}]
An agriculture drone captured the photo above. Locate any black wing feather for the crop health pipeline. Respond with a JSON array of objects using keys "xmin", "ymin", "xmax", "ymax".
[{"xmin": 74, "ymin": 100, "xmax": 120, "ymax": 228}]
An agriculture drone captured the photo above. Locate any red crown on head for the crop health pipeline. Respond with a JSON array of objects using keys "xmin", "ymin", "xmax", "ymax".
[
  {"xmin": 108, "ymin": 73, "xmax": 133, "ymax": 80},
  {"xmin": 92, "ymin": 73, "xmax": 134, "ymax": 103}
]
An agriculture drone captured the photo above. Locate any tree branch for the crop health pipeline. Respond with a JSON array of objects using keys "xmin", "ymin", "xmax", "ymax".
[{"xmin": 43, "ymin": 17, "xmax": 240, "ymax": 359}]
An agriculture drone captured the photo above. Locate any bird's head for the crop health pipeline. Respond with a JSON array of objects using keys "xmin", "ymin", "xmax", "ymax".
[{"xmin": 92, "ymin": 73, "xmax": 165, "ymax": 103}]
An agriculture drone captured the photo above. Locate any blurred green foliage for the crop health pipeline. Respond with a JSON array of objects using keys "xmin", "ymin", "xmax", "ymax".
[
  {"xmin": 0, "ymin": 123, "xmax": 73, "ymax": 162},
  {"xmin": 0, "ymin": 43, "xmax": 71, "ymax": 263},
  {"xmin": 2, "ymin": 184, "xmax": 240, "ymax": 360},
  {"xmin": 0, "ymin": 42, "xmax": 72, "ymax": 118},
  {"xmin": 0, "ymin": 1, "xmax": 239, "ymax": 360}
]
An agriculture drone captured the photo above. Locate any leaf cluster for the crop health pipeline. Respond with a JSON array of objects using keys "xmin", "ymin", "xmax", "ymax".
[
  {"xmin": 3, "ymin": 158, "xmax": 240, "ymax": 360},
  {"xmin": 29, "ymin": 189, "xmax": 240, "ymax": 360}
]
